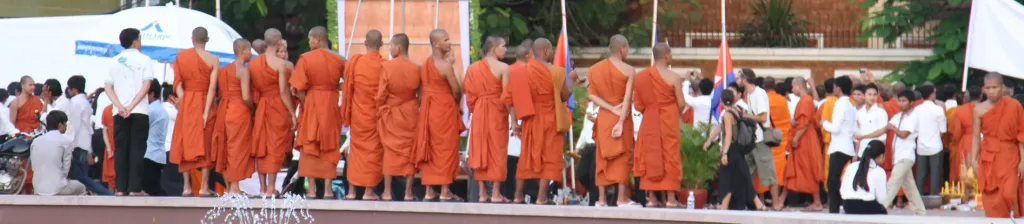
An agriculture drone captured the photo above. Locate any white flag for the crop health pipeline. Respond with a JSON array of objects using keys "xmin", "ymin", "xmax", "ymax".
[{"xmin": 966, "ymin": 0, "xmax": 1024, "ymax": 79}]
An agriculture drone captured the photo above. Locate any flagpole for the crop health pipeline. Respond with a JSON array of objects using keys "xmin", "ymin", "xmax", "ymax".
[
  {"xmin": 434, "ymin": 0, "xmax": 440, "ymax": 29},
  {"xmin": 650, "ymin": 0, "xmax": 659, "ymax": 66},
  {"xmin": 720, "ymin": 0, "xmax": 726, "ymax": 90},
  {"xmin": 389, "ymin": 0, "xmax": 395, "ymax": 59},
  {"xmin": 961, "ymin": 0, "xmax": 978, "ymax": 91},
  {"xmin": 559, "ymin": 0, "xmax": 575, "ymax": 192},
  {"xmin": 345, "ymin": 0, "xmax": 364, "ymax": 57}
]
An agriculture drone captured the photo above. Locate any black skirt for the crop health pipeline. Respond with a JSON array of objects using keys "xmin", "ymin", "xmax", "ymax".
[
  {"xmin": 842, "ymin": 199, "xmax": 888, "ymax": 214},
  {"xmin": 717, "ymin": 144, "xmax": 756, "ymax": 210}
]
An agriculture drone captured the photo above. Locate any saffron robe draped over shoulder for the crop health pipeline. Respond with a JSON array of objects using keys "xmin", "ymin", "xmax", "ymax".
[
  {"xmin": 818, "ymin": 96, "xmax": 837, "ymax": 179},
  {"xmin": 949, "ymin": 103, "xmax": 974, "ymax": 180},
  {"xmin": 291, "ymin": 49, "xmax": 344, "ymax": 179},
  {"xmin": 14, "ymin": 95, "xmax": 42, "ymax": 132},
  {"xmin": 783, "ymin": 95, "xmax": 824, "ymax": 194},
  {"xmin": 377, "ymin": 56, "xmax": 420, "ymax": 176},
  {"xmin": 342, "ymin": 52, "xmax": 385, "ymax": 186},
  {"xmin": 211, "ymin": 62, "xmax": 255, "ymax": 182},
  {"xmin": 101, "ymin": 105, "xmax": 116, "ymax": 189},
  {"xmin": 978, "ymin": 96, "xmax": 1024, "ymax": 218},
  {"xmin": 632, "ymin": 68, "xmax": 681, "ymax": 191},
  {"xmin": 767, "ymin": 90, "xmax": 792, "ymax": 183},
  {"xmin": 504, "ymin": 59, "xmax": 565, "ymax": 181},
  {"xmin": 412, "ymin": 57, "xmax": 465, "ymax": 185},
  {"xmin": 249, "ymin": 55, "xmax": 293, "ymax": 174},
  {"xmin": 587, "ymin": 59, "xmax": 634, "ymax": 186},
  {"xmin": 464, "ymin": 60, "xmax": 510, "ymax": 182},
  {"xmin": 881, "ymin": 98, "xmax": 900, "ymax": 171},
  {"xmin": 170, "ymin": 49, "xmax": 216, "ymax": 172}
]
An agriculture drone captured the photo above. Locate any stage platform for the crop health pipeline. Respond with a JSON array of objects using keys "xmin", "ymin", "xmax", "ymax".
[{"xmin": 0, "ymin": 195, "xmax": 1016, "ymax": 224}]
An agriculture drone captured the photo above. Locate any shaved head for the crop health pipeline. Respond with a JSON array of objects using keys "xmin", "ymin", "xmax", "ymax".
[
  {"xmin": 365, "ymin": 29, "xmax": 383, "ymax": 50},
  {"xmin": 192, "ymin": 27, "xmax": 209, "ymax": 44},
  {"xmin": 516, "ymin": 39, "xmax": 532, "ymax": 61},
  {"xmin": 609, "ymin": 34, "xmax": 628, "ymax": 49},
  {"xmin": 985, "ymin": 72, "xmax": 1004, "ymax": 85},
  {"xmin": 252, "ymin": 39, "xmax": 266, "ymax": 54},
  {"xmin": 652, "ymin": 42, "xmax": 671, "ymax": 62},
  {"xmin": 233, "ymin": 38, "xmax": 251, "ymax": 53},
  {"xmin": 264, "ymin": 28, "xmax": 282, "ymax": 48},
  {"xmin": 892, "ymin": 82, "xmax": 906, "ymax": 93},
  {"xmin": 533, "ymin": 38, "xmax": 552, "ymax": 61},
  {"xmin": 20, "ymin": 75, "xmax": 32, "ymax": 83},
  {"xmin": 482, "ymin": 36, "xmax": 505, "ymax": 57},
  {"xmin": 793, "ymin": 77, "xmax": 808, "ymax": 94},
  {"xmin": 429, "ymin": 29, "xmax": 449, "ymax": 45},
  {"xmin": 763, "ymin": 77, "xmax": 776, "ymax": 91},
  {"xmin": 309, "ymin": 26, "xmax": 328, "ymax": 49},
  {"xmin": 391, "ymin": 33, "xmax": 409, "ymax": 55}
]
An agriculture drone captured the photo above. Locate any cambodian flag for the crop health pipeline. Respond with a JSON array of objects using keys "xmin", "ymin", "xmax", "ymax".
[
  {"xmin": 553, "ymin": 27, "xmax": 576, "ymax": 112},
  {"xmin": 709, "ymin": 39, "xmax": 735, "ymax": 120}
]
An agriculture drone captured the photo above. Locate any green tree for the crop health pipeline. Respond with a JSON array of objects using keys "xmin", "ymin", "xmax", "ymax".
[
  {"xmin": 160, "ymin": 0, "xmax": 327, "ymax": 56},
  {"xmin": 859, "ymin": 0, "xmax": 1024, "ymax": 85}
]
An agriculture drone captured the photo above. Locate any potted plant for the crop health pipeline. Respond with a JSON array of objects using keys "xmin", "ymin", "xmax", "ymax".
[{"xmin": 678, "ymin": 123, "xmax": 720, "ymax": 208}]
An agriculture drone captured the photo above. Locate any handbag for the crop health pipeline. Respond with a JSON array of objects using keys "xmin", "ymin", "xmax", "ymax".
[{"xmin": 761, "ymin": 116, "xmax": 783, "ymax": 147}]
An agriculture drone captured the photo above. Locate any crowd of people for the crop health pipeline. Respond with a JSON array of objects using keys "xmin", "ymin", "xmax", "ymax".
[{"xmin": 6, "ymin": 22, "xmax": 1022, "ymax": 219}]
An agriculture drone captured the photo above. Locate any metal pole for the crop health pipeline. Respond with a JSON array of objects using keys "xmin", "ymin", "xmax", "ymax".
[
  {"xmin": 650, "ymin": 0, "xmax": 659, "ymax": 65},
  {"xmin": 402, "ymin": 0, "xmax": 406, "ymax": 32},
  {"xmin": 215, "ymin": 0, "xmax": 221, "ymax": 19},
  {"xmin": 345, "ymin": 0, "xmax": 364, "ymax": 57},
  {"xmin": 961, "ymin": 0, "xmax": 978, "ymax": 91},
  {"xmin": 389, "ymin": 0, "xmax": 395, "ymax": 59},
  {"xmin": 558, "ymin": 0, "xmax": 576, "ymax": 192},
  {"xmin": 434, "ymin": 0, "xmax": 440, "ymax": 29}
]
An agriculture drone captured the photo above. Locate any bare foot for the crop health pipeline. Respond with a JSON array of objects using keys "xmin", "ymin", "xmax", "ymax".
[{"xmin": 806, "ymin": 203, "xmax": 824, "ymax": 211}]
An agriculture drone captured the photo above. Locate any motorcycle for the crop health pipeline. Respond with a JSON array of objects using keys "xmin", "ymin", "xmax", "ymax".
[{"xmin": 0, "ymin": 132, "xmax": 35, "ymax": 195}]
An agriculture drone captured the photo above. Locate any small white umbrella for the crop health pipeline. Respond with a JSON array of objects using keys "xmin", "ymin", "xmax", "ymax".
[{"xmin": 73, "ymin": 5, "xmax": 245, "ymax": 67}]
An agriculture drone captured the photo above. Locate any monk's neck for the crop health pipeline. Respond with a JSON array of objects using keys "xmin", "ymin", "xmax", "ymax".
[
  {"xmin": 194, "ymin": 44, "xmax": 206, "ymax": 50},
  {"xmin": 654, "ymin": 62, "xmax": 668, "ymax": 69},
  {"xmin": 608, "ymin": 54, "xmax": 624, "ymax": 61}
]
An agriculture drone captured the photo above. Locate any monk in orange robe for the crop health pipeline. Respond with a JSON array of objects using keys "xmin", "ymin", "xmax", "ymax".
[
  {"xmin": 465, "ymin": 36, "xmax": 512, "ymax": 203},
  {"xmin": 101, "ymin": 104, "xmax": 116, "ymax": 191},
  {"xmin": 413, "ymin": 29, "xmax": 466, "ymax": 202},
  {"xmin": 210, "ymin": 39, "xmax": 256, "ymax": 195},
  {"xmin": 777, "ymin": 77, "xmax": 824, "ymax": 210},
  {"xmin": 632, "ymin": 43, "xmax": 683, "ymax": 207},
  {"xmin": 341, "ymin": 30, "xmax": 386, "ymax": 200},
  {"xmin": 970, "ymin": 73, "xmax": 1024, "ymax": 218},
  {"xmin": 950, "ymin": 87, "xmax": 979, "ymax": 181},
  {"xmin": 290, "ymin": 27, "xmax": 344, "ymax": 199},
  {"xmin": 10, "ymin": 76, "xmax": 44, "ymax": 133},
  {"xmin": 250, "ymin": 28, "xmax": 296, "ymax": 198},
  {"xmin": 169, "ymin": 27, "xmax": 220, "ymax": 197},
  {"xmin": 764, "ymin": 78, "xmax": 791, "ymax": 185},
  {"xmin": 817, "ymin": 80, "xmax": 838, "ymax": 181},
  {"xmin": 587, "ymin": 35, "xmax": 636, "ymax": 207},
  {"xmin": 506, "ymin": 38, "xmax": 570, "ymax": 205},
  {"xmin": 377, "ymin": 34, "xmax": 420, "ymax": 201},
  {"xmin": 881, "ymin": 85, "xmax": 901, "ymax": 171}
]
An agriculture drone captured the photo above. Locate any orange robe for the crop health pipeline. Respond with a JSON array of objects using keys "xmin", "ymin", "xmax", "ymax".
[
  {"xmin": 377, "ymin": 56, "xmax": 420, "ymax": 176},
  {"xmin": 341, "ymin": 51, "xmax": 385, "ymax": 186},
  {"xmin": 170, "ymin": 49, "xmax": 216, "ymax": 172},
  {"xmin": 818, "ymin": 96, "xmax": 837, "ymax": 180},
  {"xmin": 881, "ymin": 98, "xmax": 900, "ymax": 171},
  {"xmin": 505, "ymin": 59, "xmax": 565, "ymax": 181},
  {"xmin": 767, "ymin": 90, "xmax": 792, "ymax": 184},
  {"xmin": 783, "ymin": 95, "xmax": 824, "ymax": 193},
  {"xmin": 587, "ymin": 59, "xmax": 634, "ymax": 187},
  {"xmin": 101, "ymin": 105, "xmax": 116, "ymax": 190},
  {"xmin": 211, "ymin": 62, "xmax": 255, "ymax": 182},
  {"xmin": 978, "ymin": 96, "xmax": 1024, "ymax": 218},
  {"xmin": 14, "ymin": 95, "xmax": 43, "ymax": 132},
  {"xmin": 291, "ymin": 49, "xmax": 343, "ymax": 179},
  {"xmin": 681, "ymin": 106, "xmax": 694, "ymax": 124},
  {"xmin": 250, "ymin": 55, "xmax": 293, "ymax": 174},
  {"xmin": 464, "ymin": 60, "xmax": 509, "ymax": 182},
  {"xmin": 632, "ymin": 68, "xmax": 681, "ymax": 191},
  {"xmin": 412, "ymin": 57, "xmax": 465, "ymax": 185},
  {"xmin": 948, "ymin": 103, "xmax": 974, "ymax": 181}
]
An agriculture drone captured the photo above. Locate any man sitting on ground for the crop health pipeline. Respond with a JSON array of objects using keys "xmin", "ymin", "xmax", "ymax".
[{"xmin": 30, "ymin": 111, "xmax": 87, "ymax": 196}]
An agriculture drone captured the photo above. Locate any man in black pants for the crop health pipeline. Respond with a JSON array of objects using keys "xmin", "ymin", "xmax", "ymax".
[
  {"xmin": 105, "ymin": 28, "xmax": 154, "ymax": 196},
  {"xmin": 821, "ymin": 76, "xmax": 857, "ymax": 213}
]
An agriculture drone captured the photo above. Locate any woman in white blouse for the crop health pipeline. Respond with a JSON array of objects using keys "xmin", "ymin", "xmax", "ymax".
[{"xmin": 840, "ymin": 140, "xmax": 888, "ymax": 214}]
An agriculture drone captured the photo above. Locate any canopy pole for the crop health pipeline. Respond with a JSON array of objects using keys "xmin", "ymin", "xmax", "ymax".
[
  {"xmin": 961, "ymin": 0, "xmax": 978, "ymax": 91},
  {"xmin": 650, "ymin": 0, "xmax": 659, "ymax": 65},
  {"xmin": 434, "ymin": 0, "xmax": 440, "ymax": 29},
  {"xmin": 389, "ymin": 0, "xmax": 395, "ymax": 59},
  {"xmin": 215, "ymin": 0, "xmax": 221, "ymax": 19},
  {"xmin": 345, "ymin": 0, "xmax": 364, "ymax": 57}
]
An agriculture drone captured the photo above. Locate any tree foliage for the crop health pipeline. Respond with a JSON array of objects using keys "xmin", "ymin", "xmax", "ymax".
[
  {"xmin": 737, "ymin": 0, "xmax": 809, "ymax": 48},
  {"xmin": 859, "ymin": 0, "xmax": 1024, "ymax": 85}
]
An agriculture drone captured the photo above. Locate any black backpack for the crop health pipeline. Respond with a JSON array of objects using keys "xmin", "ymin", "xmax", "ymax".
[{"xmin": 727, "ymin": 110, "xmax": 758, "ymax": 150}]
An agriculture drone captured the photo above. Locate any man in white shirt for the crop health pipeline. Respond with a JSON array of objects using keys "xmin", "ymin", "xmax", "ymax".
[
  {"xmin": 682, "ymin": 74, "xmax": 714, "ymax": 127},
  {"xmin": 0, "ymin": 90, "xmax": 18, "ymax": 136},
  {"xmin": 64, "ymin": 76, "xmax": 113, "ymax": 195},
  {"xmin": 821, "ymin": 75, "xmax": 858, "ymax": 213},
  {"xmin": 40, "ymin": 79, "xmax": 70, "ymax": 122},
  {"xmin": 912, "ymin": 85, "xmax": 947, "ymax": 196},
  {"xmin": 105, "ymin": 28, "xmax": 154, "ymax": 196},
  {"xmin": 30, "ymin": 111, "xmax": 86, "ymax": 196},
  {"xmin": 143, "ymin": 78, "xmax": 169, "ymax": 196},
  {"xmin": 854, "ymin": 84, "xmax": 888, "ymax": 157},
  {"xmin": 159, "ymin": 83, "xmax": 184, "ymax": 196},
  {"xmin": 736, "ymin": 69, "xmax": 780, "ymax": 204},
  {"xmin": 881, "ymin": 90, "xmax": 926, "ymax": 215}
]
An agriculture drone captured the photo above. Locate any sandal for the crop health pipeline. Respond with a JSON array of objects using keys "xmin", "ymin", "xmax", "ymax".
[
  {"xmin": 595, "ymin": 201, "xmax": 608, "ymax": 207},
  {"xmin": 478, "ymin": 196, "xmax": 491, "ymax": 203},
  {"xmin": 422, "ymin": 196, "xmax": 439, "ymax": 202},
  {"xmin": 403, "ymin": 195, "xmax": 420, "ymax": 202},
  {"xmin": 618, "ymin": 201, "xmax": 642, "ymax": 208},
  {"xmin": 646, "ymin": 200, "xmax": 662, "ymax": 208},
  {"xmin": 664, "ymin": 201, "xmax": 682, "ymax": 208},
  {"xmin": 381, "ymin": 193, "xmax": 394, "ymax": 201},
  {"xmin": 490, "ymin": 196, "xmax": 512, "ymax": 204},
  {"xmin": 439, "ymin": 195, "xmax": 464, "ymax": 202},
  {"xmin": 198, "ymin": 192, "xmax": 219, "ymax": 198},
  {"xmin": 363, "ymin": 194, "xmax": 381, "ymax": 201}
]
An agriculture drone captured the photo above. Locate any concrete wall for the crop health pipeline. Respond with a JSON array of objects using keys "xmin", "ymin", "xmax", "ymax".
[
  {"xmin": 0, "ymin": 0, "xmax": 120, "ymax": 17},
  {"xmin": 342, "ymin": 0, "xmax": 466, "ymax": 76}
]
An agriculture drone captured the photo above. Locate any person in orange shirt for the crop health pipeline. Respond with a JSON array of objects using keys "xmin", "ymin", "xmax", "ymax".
[
  {"xmin": 505, "ymin": 38, "xmax": 571, "ymax": 205},
  {"xmin": 250, "ymin": 28, "xmax": 296, "ymax": 198},
  {"xmin": 949, "ymin": 87, "xmax": 979, "ymax": 181},
  {"xmin": 291, "ymin": 26, "xmax": 344, "ymax": 199},
  {"xmin": 587, "ymin": 35, "xmax": 637, "ymax": 207},
  {"xmin": 210, "ymin": 39, "xmax": 256, "ymax": 195},
  {"xmin": 101, "ymin": 104, "xmax": 116, "ymax": 192},
  {"xmin": 465, "ymin": 36, "xmax": 512, "ymax": 203},
  {"xmin": 970, "ymin": 73, "xmax": 1024, "ymax": 218},
  {"xmin": 817, "ymin": 78, "xmax": 837, "ymax": 182},
  {"xmin": 632, "ymin": 43, "xmax": 683, "ymax": 207},
  {"xmin": 778, "ymin": 77, "xmax": 825, "ymax": 210},
  {"xmin": 169, "ymin": 27, "xmax": 221, "ymax": 197},
  {"xmin": 341, "ymin": 30, "xmax": 386, "ymax": 200},
  {"xmin": 10, "ymin": 76, "xmax": 44, "ymax": 133},
  {"xmin": 377, "ymin": 33, "xmax": 420, "ymax": 201},
  {"xmin": 412, "ymin": 29, "xmax": 465, "ymax": 202}
]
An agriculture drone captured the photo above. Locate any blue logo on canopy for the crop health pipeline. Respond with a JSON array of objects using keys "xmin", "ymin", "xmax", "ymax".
[{"xmin": 140, "ymin": 21, "xmax": 164, "ymax": 33}]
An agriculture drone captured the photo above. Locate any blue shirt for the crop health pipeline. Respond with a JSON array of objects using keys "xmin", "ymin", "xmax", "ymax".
[{"xmin": 145, "ymin": 99, "xmax": 168, "ymax": 164}]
